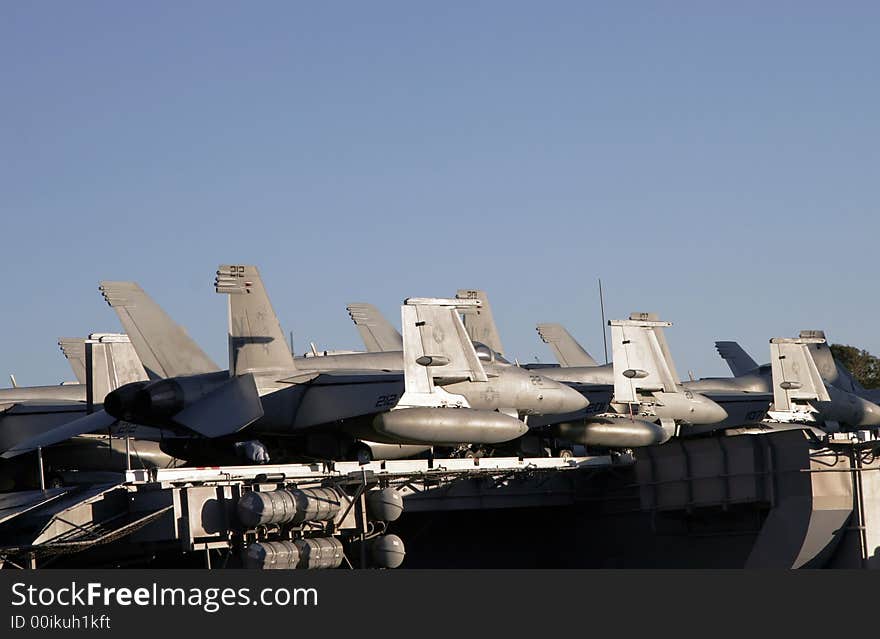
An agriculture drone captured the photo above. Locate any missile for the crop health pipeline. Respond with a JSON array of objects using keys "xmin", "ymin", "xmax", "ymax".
[{"xmin": 372, "ymin": 407, "xmax": 529, "ymax": 445}]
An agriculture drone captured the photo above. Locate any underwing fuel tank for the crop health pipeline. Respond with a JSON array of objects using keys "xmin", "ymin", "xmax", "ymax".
[
  {"xmin": 371, "ymin": 407, "xmax": 529, "ymax": 445},
  {"xmin": 553, "ymin": 417, "xmax": 671, "ymax": 448}
]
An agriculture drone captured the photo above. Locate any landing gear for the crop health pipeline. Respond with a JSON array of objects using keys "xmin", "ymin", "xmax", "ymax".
[
  {"xmin": 449, "ymin": 445, "xmax": 490, "ymax": 459},
  {"xmin": 350, "ymin": 444, "xmax": 373, "ymax": 464}
]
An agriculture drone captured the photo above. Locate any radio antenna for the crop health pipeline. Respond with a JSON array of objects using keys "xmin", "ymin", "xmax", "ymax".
[{"xmin": 598, "ymin": 278, "xmax": 608, "ymax": 364}]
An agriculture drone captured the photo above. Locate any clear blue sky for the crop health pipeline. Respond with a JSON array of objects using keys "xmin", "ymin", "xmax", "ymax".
[{"xmin": 2, "ymin": 2, "xmax": 878, "ymax": 385}]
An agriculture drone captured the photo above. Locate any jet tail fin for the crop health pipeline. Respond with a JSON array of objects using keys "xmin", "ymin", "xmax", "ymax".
[
  {"xmin": 215, "ymin": 264, "xmax": 296, "ymax": 376},
  {"xmin": 797, "ymin": 329, "xmax": 863, "ymax": 392},
  {"xmin": 58, "ymin": 337, "xmax": 87, "ymax": 384},
  {"xmin": 535, "ymin": 323, "xmax": 598, "ymax": 367},
  {"xmin": 456, "ymin": 289, "xmax": 505, "ymax": 356},
  {"xmin": 715, "ymin": 341, "xmax": 759, "ymax": 377},
  {"xmin": 630, "ymin": 312, "xmax": 681, "ymax": 383},
  {"xmin": 609, "ymin": 317, "xmax": 678, "ymax": 403},
  {"xmin": 398, "ymin": 297, "xmax": 487, "ymax": 408},
  {"xmin": 100, "ymin": 281, "xmax": 220, "ymax": 378},
  {"xmin": 346, "ymin": 303, "xmax": 402, "ymax": 352},
  {"xmin": 769, "ymin": 337, "xmax": 831, "ymax": 411},
  {"xmin": 85, "ymin": 333, "xmax": 149, "ymax": 401}
]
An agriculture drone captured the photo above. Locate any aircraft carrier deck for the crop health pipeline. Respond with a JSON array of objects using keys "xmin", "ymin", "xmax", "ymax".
[{"xmin": 1, "ymin": 428, "xmax": 879, "ymax": 569}]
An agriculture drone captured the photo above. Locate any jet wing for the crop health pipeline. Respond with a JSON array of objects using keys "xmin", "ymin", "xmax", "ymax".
[{"xmin": 1, "ymin": 410, "xmax": 117, "ymax": 459}]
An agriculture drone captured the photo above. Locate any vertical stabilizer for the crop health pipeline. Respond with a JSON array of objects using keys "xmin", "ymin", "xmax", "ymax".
[
  {"xmin": 215, "ymin": 264, "xmax": 296, "ymax": 375},
  {"xmin": 456, "ymin": 289, "xmax": 505, "ymax": 356},
  {"xmin": 797, "ymin": 330, "xmax": 862, "ymax": 392},
  {"xmin": 609, "ymin": 318, "xmax": 677, "ymax": 403},
  {"xmin": 100, "ymin": 281, "xmax": 219, "ymax": 378},
  {"xmin": 535, "ymin": 323, "xmax": 598, "ymax": 367},
  {"xmin": 630, "ymin": 312, "xmax": 681, "ymax": 384},
  {"xmin": 86, "ymin": 333, "xmax": 149, "ymax": 401},
  {"xmin": 346, "ymin": 303, "xmax": 402, "ymax": 352},
  {"xmin": 397, "ymin": 298, "xmax": 486, "ymax": 408},
  {"xmin": 769, "ymin": 337, "xmax": 831, "ymax": 412},
  {"xmin": 715, "ymin": 341, "xmax": 759, "ymax": 377},
  {"xmin": 58, "ymin": 337, "xmax": 87, "ymax": 384}
]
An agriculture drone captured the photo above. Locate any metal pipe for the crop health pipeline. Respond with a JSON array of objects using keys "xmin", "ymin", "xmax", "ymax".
[{"xmin": 37, "ymin": 447, "xmax": 45, "ymax": 491}]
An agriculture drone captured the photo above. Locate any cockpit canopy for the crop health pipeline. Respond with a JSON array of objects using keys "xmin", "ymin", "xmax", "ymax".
[{"xmin": 473, "ymin": 342, "xmax": 510, "ymax": 365}]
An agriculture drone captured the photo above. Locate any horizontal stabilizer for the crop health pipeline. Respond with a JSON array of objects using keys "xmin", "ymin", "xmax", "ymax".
[
  {"xmin": 535, "ymin": 323, "xmax": 598, "ymax": 367},
  {"xmin": 346, "ymin": 303, "xmax": 402, "ymax": 352},
  {"xmin": 715, "ymin": 341, "xmax": 759, "ymax": 377},
  {"xmin": 173, "ymin": 373, "xmax": 263, "ymax": 438},
  {"xmin": 1, "ymin": 410, "xmax": 117, "ymax": 459}
]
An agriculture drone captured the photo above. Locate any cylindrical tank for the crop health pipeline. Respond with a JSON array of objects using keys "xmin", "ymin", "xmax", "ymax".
[
  {"xmin": 366, "ymin": 488, "xmax": 404, "ymax": 522},
  {"xmin": 553, "ymin": 417, "xmax": 671, "ymax": 448},
  {"xmin": 295, "ymin": 537, "xmax": 344, "ymax": 570},
  {"xmin": 370, "ymin": 534, "xmax": 406, "ymax": 569},
  {"xmin": 237, "ymin": 487, "xmax": 342, "ymax": 528},
  {"xmin": 372, "ymin": 406, "xmax": 528, "ymax": 445},
  {"xmin": 237, "ymin": 489, "xmax": 298, "ymax": 527},
  {"xmin": 292, "ymin": 488, "xmax": 342, "ymax": 524},
  {"xmin": 243, "ymin": 541, "xmax": 300, "ymax": 570}
]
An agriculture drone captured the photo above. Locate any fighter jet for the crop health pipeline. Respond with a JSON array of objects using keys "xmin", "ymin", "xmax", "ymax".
[
  {"xmin": 533, "ymin": 318, "xmax": 775, "ymax": 433},
  {"xmin": 532, "ymin": 312, "xmax": 730, "ymax": 430},
  {"xmin": 705, "ymin": 332, "xmax": 880, "ymax": 431},
  {"xmin": 346, "ymin": 295, "xmax": 723, "ymax": 448},
  {"xmin": 346, "ymin": 289, "xmax": 505, "ymax": 359},
  {"xmin": 0, "ymin": 334, "xmax": 178, "ymax": 490},
  {"xmin": 4, "ymin": 265, "xmax": 587, "ymax": 463},
  {"xmin": 0, "ymin": 333, "xmax": 148, "ymax": 448},
  {"xmin": 718, "ymin": 330, "xmax": 878, "ymax": 399}
]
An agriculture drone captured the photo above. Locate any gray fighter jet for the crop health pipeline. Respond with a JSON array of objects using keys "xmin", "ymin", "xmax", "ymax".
[
  {"xmin": 704, "ymin": 331, "xmax": 880, "ymax": 431},
  {"xmin": 0, "ymin": 334, "xmax": 178, "ymax": 489},
  {"xmin": 4, "ymin": 265, "xmax": 587, "ymax": 463},
  {"xmin": 346, "ymin": 289, "xmax": 505, "ymax": 359},
  {"xmin": 346, "ymin": 295, "xmax": 724, "ymax": 447},
  {"xmin": 530, "ymin": 312, "xmax": 729, "ymax": 431},
  {"xmin": 534, "ymin": 319, "xmax": 775, "ymax": 433},
  {"xmin": 718, "ymin": 330, "xmax": 879, "ymax": 400}
]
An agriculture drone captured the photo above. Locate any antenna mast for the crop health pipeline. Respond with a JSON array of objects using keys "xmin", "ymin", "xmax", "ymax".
[{"xmin": 598, "ymin": 278, "xmax": 608, "ymax": 364}]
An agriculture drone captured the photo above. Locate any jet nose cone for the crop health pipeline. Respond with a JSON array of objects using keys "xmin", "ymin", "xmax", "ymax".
[
  {"xmin": 692, "ymin": 395, "xmax": 729, "ymax": 425},
  {"xmin": 547, "ymin": 382, "xmax": 591, "ymax": 415},
  {"xmin": 858, "ymin": 399, "xmax": 880, "ymax": 426}
]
